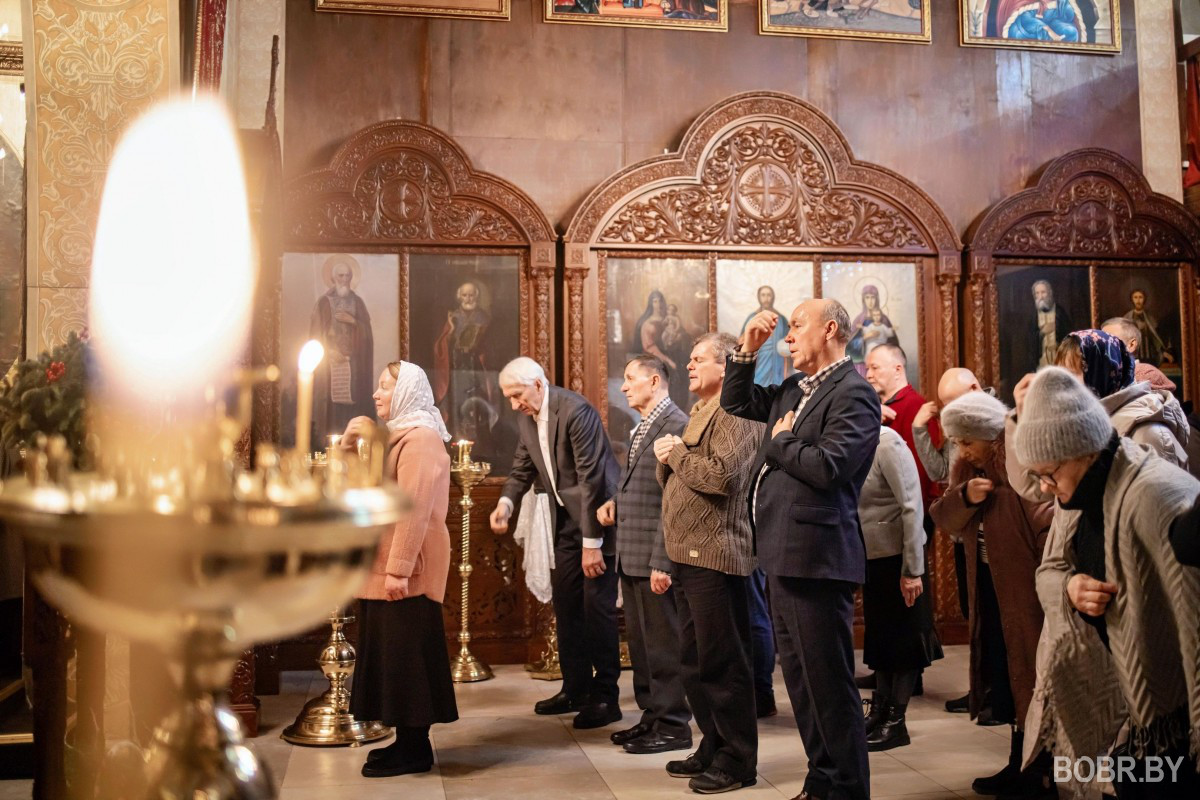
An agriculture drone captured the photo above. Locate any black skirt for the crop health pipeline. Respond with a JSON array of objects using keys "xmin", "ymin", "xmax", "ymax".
[
  {"xmin": 862, "ymin": 554, "xmax": 944, "ymax": 672},
  {"xmin": 350, "ymin": 596, "xmax": 459, "ymax": 728}
]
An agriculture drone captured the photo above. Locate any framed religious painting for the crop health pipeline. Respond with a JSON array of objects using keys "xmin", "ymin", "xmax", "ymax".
[
  {"xmin": 602, "ymin": 255, "xmax": 711, "ymax": 455},
  {"xmin": 315, "ymin": 0, "xmax": 510, "ymax": 20},
  {"xmin": 1094, "ymin": 267, "xmax": 1186, "ymax": 394},
  {"xmin": 280, "ymin": 251, "xmax": 401, "ymax": 450},
  {"xmin": 820, "ymin": 260, "xmax": 922, "ymax": 389},
  {"xmin": 545, "ymin": 0, "xmax": 728, "ymax": 32},
  {"xmin": 993, "ymin": 264, "xmax": 1091, "ymax": 405},
  {"xmin": 959, "ymin": 0, "xmax": 1122, "ymax": 54},
  {"xmin": 760, "ymin": 0, "xmax": 931, "ymax": 44},
  {"xmin": 715, "ymin": 258, "xmax": 815, "ymax": 387},
  {"xmin": 406, "ymin": 252, "xmax": 524, "ymax": 475}
]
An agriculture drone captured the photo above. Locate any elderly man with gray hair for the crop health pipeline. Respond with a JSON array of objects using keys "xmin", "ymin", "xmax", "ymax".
[
  {"xmin": 489, "ymin": 357, "xmax": 622, "ymax": 730},
  {"xmin": 724, "ymin": 298, "xmax": 881, "ymax": 800}
]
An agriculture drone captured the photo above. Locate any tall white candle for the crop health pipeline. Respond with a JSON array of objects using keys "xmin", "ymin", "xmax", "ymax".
[{"xmin": 296, "ymin": 340, "xmax": 325, "ymax": 456}]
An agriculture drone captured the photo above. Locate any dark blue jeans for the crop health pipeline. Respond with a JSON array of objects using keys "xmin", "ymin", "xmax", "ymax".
[{"xmin": 749, "ymin": 567, "xmax": 776, "ymax": 696}]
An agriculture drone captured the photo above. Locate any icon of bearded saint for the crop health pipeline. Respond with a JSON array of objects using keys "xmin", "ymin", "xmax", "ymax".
[
  {"xmin": 433, "ymin": 281, "xmax": 496, "ymax": 437},
  {"xmin": 310, "ymin": 255, "xmax": 375, "ymax": 442}
]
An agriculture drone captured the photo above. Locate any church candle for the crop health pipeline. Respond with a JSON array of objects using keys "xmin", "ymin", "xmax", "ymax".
[{"xmin": 296, "ymin": 340, "xmax": 325, "ymax": 456}]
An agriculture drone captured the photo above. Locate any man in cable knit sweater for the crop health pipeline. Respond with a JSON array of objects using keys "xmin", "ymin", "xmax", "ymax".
[{"xmin": 653, "ymin": 332, "xmax": 763, "ymax": 795}]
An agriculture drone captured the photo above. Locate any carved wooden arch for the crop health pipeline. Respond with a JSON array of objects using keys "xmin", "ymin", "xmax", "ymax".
[
  {"xmin": 284, "ymin": 119, "xmax": 558, "ymax": 371},
  {"xmin": 964, "ymin": 148, "xmax": 1200, "ymax": 400},
  {"xmin": 563, "ymin": 90, "xmax": 963, "ymax": 403}
]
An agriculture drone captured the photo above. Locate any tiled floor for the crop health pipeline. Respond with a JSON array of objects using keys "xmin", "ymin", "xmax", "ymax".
[
  {"xmin": 264, "ymin": 645, "xmax": 1020, "ymax": 800},
  {"xmin": 0, "ymin": 645, "xmax": 1029, "ymax": 799}
]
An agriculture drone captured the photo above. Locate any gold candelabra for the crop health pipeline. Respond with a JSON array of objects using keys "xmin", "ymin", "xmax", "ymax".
[
  {"xmin": 281, "ymin": 608, "xmax": 391, "ymax": 746},
  {"xmin": 449, "ymin": 440, "xmax": 493, "ymax": 683},
  {"xmin": 283, "ymin": 438, "xmax": 391, "ymax": 747},
  {"xmin": 0, "ymin": 375, "xmax": 404, "ymax": 799}
]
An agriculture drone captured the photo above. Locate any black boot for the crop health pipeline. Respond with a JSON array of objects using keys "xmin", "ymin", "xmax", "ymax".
[
  {"xmin": 866, "ymin": 701, "xmax": 910, "ymax": 751},
  {"xmin": 863, "ymin": 692, "xmax": 889, "ymax": 737},
  {"xmin": 998, "ymin": 749, "xmax": 1058, "ymax": 800},
  {"xmin": 972, "ymin": 728, "xmax": 1024, "ymax": 796}
]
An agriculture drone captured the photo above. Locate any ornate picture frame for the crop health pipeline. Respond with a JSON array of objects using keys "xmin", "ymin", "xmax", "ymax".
[
  {"xmin": 544, "ymin": 0, "xmax": 728, "ymax": 32},
  {"xmin": 959, "ymin": 0, "xmax": 1121, "ymax": 54},
  {"xmin": 760, "ymin": 0, "xmax": 931, "ymax": 44},
  {"xmin": 965, "ymin": 148, "xmax": 1200, "ymax": 405},
  {"xmin": 315, "ymin": 0, "xmax": 511, "ymax": 20}
]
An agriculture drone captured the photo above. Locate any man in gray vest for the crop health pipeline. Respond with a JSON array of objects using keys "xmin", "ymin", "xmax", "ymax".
[{"xmin": 598, "ymin": 355, "xmax": 692, "ymax": 754}]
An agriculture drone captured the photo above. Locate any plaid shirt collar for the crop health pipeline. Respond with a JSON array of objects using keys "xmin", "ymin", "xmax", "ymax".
[
  {"xmin": 638, "ymin": 395, "xmax": 672, "ymax": 430},
  {"xmin": 798, "ymin": 356, "xmax": 851, "ymax": 397}
]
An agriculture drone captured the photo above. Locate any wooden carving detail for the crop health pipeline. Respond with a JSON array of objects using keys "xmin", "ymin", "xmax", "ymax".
[
  {"xmin": 970, "ymin": 148, "xmax": 1200, "ymax": 263},
  {"xmin": 532, "ymin": 266, "xmax": 554, "ymax": 369},
  {"xmin": 286, "ymin": 120, "xmax": 555, "ymax": 247},
  {"xmin": 567, "ymin": 269, "xmax": 586, "ymax": 395},
  {"xmin": 936, "ymin": 272, "xmax": 960, "ymax": 374},
  {"xmin": 996, "ymin": 176, "xmax": 1184, "ymax": 258},
  {"xmin": 598, "ymin": 122, "xmax": 925, "ymax": 250}
]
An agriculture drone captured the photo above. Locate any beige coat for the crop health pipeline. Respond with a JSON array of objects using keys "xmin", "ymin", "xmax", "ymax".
[{"xmin": 358, "ymin": 426, "xmax": 452, "ymax": 603}]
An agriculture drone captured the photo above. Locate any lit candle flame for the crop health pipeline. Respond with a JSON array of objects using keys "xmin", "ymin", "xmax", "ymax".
[
  {"xmin": 90, "ymin": 97, "xmax": 254, "ymax": 406},
  {"xmin": 298, "ymin": 340, "xmax": 325, "ymax": 375}
]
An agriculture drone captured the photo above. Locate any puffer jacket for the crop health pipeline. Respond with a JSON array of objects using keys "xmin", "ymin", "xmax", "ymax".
[{"xmin": 1102, "ymin": 381, "xmax": 1189, "ymax": 468}]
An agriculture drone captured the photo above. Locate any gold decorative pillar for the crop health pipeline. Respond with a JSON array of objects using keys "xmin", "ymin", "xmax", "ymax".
[{"xmin": 23, "ymin": 0, "xmax": 178, "ymax": 352}]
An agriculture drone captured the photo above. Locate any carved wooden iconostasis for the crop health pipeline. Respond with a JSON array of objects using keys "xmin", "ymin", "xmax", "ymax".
[
  {"xmin": 966, "ymin": 149, "xmax": 1200, "ymax": 408},
  {"xmin": 259, "ymin": 119, "xmax": 557, "ymax": 681},
  {"xmin": 563, "ymin": 91, "xmax": 966, "ymax": 643}
]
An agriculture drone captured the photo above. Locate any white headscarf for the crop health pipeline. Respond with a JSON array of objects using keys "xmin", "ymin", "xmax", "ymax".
[{"xmin": 386, "ymin": 361, "xmax": 451, "ymax": 441}]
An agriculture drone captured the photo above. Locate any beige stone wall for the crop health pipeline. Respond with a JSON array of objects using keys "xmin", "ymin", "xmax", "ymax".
[
  {"xmin": 1135, "ymin": 0, "xmax": 1183, "ymax": 202},
  {"xmin": 22, "ymin": 0, "xmax": 177, "ymax": 354}
]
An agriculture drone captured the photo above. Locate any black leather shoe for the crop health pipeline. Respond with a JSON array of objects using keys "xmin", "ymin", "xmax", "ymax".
[
  {"xmin": 755, "ymin": 691, "xmax": 776, "ymax": 718},
  {"xmin": 944, "ymin": 693, "xmax": 969, "ymax": 713},
  {"xmin": 361, "ymin": 748, "xmax": 433, "ymax": 778},
  {"xmin": 976, "ymin": 706, "xmax": 1007, "ymax": 727},
  {"xmin": 623, "ymin": 730, "xmax": 693, "ymax": 754},
  {"xmin": 688, "ymin": 767, "xmax": 757, "ymax": 794},
  {"xmin": 572, "ymin": 701, "xmax": 622, "ymax": 729},
  {"xmin": 610, "ymin": 721, "xmax": 651, "ymax": 745},
  {"xmin": 866, "ymin": 704, "xmax": 910, "ymax": 751},
  {"xmin": 534, "ymin": 691, "xmax": 585, "ymax": 716},
  {"xmin": 788, "ymin": 792, "xmax": 823, "ymax": 800},
  {"xmin": 971, "ymin": 764, "xmax": 1021, "ymax": 796},
  {"xmin": 666, "ymin": 752, "xmax": 707, "ymax": 778},
  {"xmin": 862, "ymin": 693, "xmax": 888, "ymax": 737}
]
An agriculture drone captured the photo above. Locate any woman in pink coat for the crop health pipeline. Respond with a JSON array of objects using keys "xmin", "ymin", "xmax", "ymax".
[{"xmin": 341, "ymin": 360, "xmax": 458, "ymax": 778}]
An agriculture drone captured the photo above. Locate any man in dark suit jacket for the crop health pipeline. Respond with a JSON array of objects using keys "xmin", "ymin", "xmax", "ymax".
[
  {"xmin": 490, "ymin": 357, "xmax": 622, "ymax": 729},
  {"xmin": 597, "ymin": 355, "xmax": 691, "ymax": 754},
  {"xmin": 722, "ymin": 299, "xmax": 880, "ymax": 800}
]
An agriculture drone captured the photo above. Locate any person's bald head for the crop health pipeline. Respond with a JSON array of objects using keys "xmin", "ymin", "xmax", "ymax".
[
  {"xmin": 937, "ymin": 367, "xmax": 982, "ymax": 406},
  {"xmin": 784, "ymin": 298, "xmax": 850, "ymax": 375},
  {"xmin": 864, "ymin": 344, "xmax": 908, "ymax": 400}
]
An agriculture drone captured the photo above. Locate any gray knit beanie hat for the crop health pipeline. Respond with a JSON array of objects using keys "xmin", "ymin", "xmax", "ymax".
[
  {"xmin": 1014, "ymin": 366, "xmax": 1114, "ymax": 465},
  {"xmin": 940, "ymin": 391, "xmax": 1008, "ymax": 441}
]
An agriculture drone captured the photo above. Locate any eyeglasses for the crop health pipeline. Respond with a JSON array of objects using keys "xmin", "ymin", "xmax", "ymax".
[{"xmin": 1026, "ymin": 463, "xmax": 1065, "ymax": 489}]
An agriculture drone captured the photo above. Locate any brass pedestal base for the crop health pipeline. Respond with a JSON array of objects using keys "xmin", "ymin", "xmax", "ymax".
[
  {"xmin": 450, "ymin": 650, "xmax": 494, "ymax": 683},
  {"xmin": 281, "ymin": 698, "xmax": 391, "ymax": 747}
]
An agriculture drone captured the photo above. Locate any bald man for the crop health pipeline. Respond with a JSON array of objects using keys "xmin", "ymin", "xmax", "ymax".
[
  {"xmin": 864, "ymin": 345, "xmax": 938, "ymax": 510},
  {"xmin": 724, "ymin": 298, "xmax": 879, "ymax": 800}
]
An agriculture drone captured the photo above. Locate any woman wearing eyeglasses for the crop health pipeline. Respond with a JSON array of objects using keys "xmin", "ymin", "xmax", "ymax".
[
  {"xmin": 930, "ymin": 391, "xmax": 1056, "ymax": 799},
  {"xmin": 1015, "ymin": 366, "xmax": 1200, "ymax": 800}
]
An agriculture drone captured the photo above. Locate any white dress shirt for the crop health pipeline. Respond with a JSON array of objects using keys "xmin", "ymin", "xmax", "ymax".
[{"xmin": 499, "ymin": 396, "xmax": 604, "ymax": 549}]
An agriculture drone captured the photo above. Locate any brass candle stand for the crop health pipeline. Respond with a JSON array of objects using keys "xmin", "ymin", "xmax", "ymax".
[
  {"xmin": 281, "ymin": 608, "xmax": 391, "ymax": 746},
  {"xmin": 0, "ymin": 388, "xmax": 404, "ymax": 799},
  {"xmin": 449, "ymin": 441, "xmax": 493, "ymax": 683},
  {"xmin": 283, "ymin": 442, "xmax": 391, "ymax": 747}
]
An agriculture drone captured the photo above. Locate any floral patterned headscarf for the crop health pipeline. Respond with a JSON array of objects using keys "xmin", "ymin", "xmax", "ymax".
[{"xmin": 1067, "ymin": 329, "xmax": 1135, "ymax": 399}]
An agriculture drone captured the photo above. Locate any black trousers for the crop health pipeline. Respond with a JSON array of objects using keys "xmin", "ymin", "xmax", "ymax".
[
  {"xmin": 977, "ymin": 560, "xmax": 1016, "ymax": 725},
  {"xmin": 770, "ymin": 575, "xmax": 870, "ymax": 800},
  {"xmin": 552, "ymin": 515, "xmax": 620, "ymax": 704},
  {"xmin": 620, "ymin": 568, "xmax": 691, "ymax": 736},
  {"xmin": 673, "ymin": 561, "xmax": 757, "ymax": 778},
  {"xmin": 954, "ymin": 540, "xmax": 970, "ymax": 620}
]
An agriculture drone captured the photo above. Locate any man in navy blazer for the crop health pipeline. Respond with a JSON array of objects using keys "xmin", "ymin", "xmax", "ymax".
[{"xmin": 722, "ymin": 298, "xmax": 880, "ymax": 800}]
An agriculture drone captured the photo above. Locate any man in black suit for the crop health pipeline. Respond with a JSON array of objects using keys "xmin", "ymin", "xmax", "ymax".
[
  {"xmin": 597, "ymin": 355, "xmax": 692, "ymax": 754},
  {"xmin": 722, "ymin": 298, "xmax": 880, "ymax": 800},
  {"xmin": 490, "ymin": 357, "xmax": 622, "ymax": 729}
]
